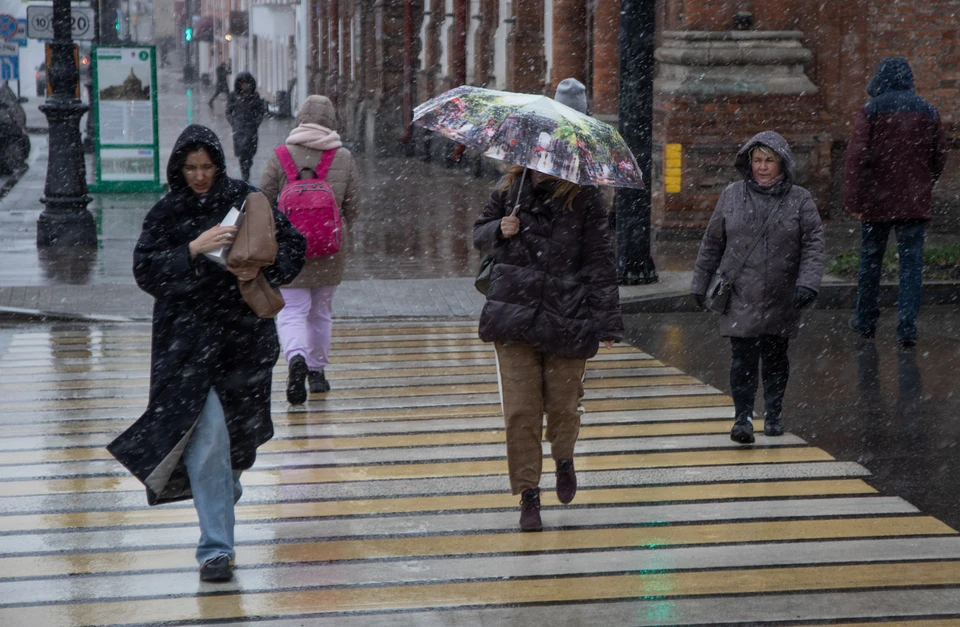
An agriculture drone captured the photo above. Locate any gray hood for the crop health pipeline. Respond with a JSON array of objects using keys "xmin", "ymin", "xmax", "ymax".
[{"xmin": 735, "ymin": 131, "xmax": 796, "ymax": 194}]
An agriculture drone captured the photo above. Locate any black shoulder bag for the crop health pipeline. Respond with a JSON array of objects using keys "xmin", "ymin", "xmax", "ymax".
[
  {"xmin": 705, "ymin": 194, "xmax": 786, "ymax": 314},
  {"xmin": 475, "ymin": 168, "xmax": 527, "ymax": 295}
]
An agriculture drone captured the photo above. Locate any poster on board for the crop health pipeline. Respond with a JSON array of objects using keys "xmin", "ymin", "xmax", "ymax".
[{"xmin": 90, "ymin": 45, "xmax": 165, "ymax": 193}]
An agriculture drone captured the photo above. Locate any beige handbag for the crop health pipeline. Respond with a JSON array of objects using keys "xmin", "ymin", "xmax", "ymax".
[{"xmin": 228, "ymin": 192, "xmax": 285, "ymax": 318}]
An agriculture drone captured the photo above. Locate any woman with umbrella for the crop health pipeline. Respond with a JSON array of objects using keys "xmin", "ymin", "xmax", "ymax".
[{"xmin": 472, "ymin": 79, "xmax": 623, "ymax": 531}]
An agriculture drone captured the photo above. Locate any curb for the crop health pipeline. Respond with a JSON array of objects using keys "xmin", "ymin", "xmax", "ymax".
[
  {"xmin": 620, "ymin": 281, "xmax": 960, "ymax": 314},
  {"xmin": 0, "ymin": 306, "xmax": 137, "ymax": 324}
]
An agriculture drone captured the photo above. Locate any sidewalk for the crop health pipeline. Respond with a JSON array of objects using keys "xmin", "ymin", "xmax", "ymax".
[{"xmin": 3, "ymin": 67, "xmax": 957, "ymax": 321}]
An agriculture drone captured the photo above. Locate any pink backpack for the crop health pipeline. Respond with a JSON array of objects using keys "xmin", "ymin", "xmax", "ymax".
[{"xmin": 275, "ymin": 146, "xmax": 342, "ymax": 258}]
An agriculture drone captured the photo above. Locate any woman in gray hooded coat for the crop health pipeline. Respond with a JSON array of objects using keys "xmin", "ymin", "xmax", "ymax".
[{"xmin": 691, "ymin": 131, "xmax": 825, "ymax": 444}]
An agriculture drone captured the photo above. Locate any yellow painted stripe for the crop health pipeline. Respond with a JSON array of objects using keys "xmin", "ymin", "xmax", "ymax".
[
  {"xmin": 0, "ymin": 363, "xmax": 673, "ymax": 392},
  {"xmin": 0, "ymin": 394, "xmax": 731, "ymax": 420},
  {"xmin": 0, "ymin": 376, "xmax": 703, "ymax": 409},
  {"xmin": 281, "ymin": 395, "xmax": 732, "ymax": 424},
  {"xmin": 0, "ymin": 479, "xmax": 877, "ymax": 533},
  {"xmin": 6, "ymin": 561, "xmax": 960, "ymax": 626},
  {"xmin": 4, "ymin": 513, "xmax": 943, "ymax": 580},
  {"xmin": 0, "ymin": 447, "xmax": 832, "ymax": 497},
  {"xmin": 0, "ymin": 421, "xmax": 738, "ymax": 464}
]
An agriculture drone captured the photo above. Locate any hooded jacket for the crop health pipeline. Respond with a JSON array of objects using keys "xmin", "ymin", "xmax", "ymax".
[
  {"xmin": 226, "ymin": 72, "xmax": 266, "ymax": 159},
  {"xmin": 692, "ymin": 131, "xmax": 825, "ymax": 339},
  {"xmin": 107, "ymin": 124, "xmax": 306, "ymax": 505},
  {"xmin": 843, "ymin": 57, "xmax": 948, "ymax": 222},
  {"xmin": 259, "ymin": 95, "xmax": 361, "ymax": 287},
  {"xmin": 473, "ymin": 173, "xmax": 622, "ymax": 360}
]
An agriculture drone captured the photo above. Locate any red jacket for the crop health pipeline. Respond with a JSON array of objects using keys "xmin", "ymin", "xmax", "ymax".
[{"xmin": 843, "ymin": 57, "xmax": 948, "ymax": 222}]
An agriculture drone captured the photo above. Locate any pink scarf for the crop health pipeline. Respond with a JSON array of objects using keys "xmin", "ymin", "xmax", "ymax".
[{"xmin": 286, "ymin": 123, "xmax": 343, "ymax": 151}]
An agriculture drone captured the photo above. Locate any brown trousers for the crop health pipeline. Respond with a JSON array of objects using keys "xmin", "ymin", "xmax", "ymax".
[{"xmin": 494, "ymin": 341, "xmax": 586, "ymax": 494}]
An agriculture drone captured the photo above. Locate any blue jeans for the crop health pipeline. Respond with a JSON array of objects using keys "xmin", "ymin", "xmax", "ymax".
[
  {"xmin": 183, "ymin": 388, "xmax": 243, "ymax": 565},
  {"xmin": 854, "ymin": 221, "xmax": 925, "ymax": 342}
]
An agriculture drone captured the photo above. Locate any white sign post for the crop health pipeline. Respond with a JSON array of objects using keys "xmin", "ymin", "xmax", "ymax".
[{"xmin": 26, "ymin": 5, "xmax": 95, "ymax": 40}]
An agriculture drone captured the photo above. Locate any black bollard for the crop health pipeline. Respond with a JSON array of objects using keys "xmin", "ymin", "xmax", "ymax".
[{"xmin": 36, "ymin": 0, "xmax": 96, "ymax": 247}]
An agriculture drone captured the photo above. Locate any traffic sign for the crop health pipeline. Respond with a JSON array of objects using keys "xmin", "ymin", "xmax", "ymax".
[
  {"xmin": 12, "ymin": 19, "xmax": 27, "ymax": 47},
  {"xmin": 26, "ymin": 5, "xmax": 94, "ymax": 40},
  {"xmin": 0, "ymin": 14, "xmax": 17, "ymax": 40},
  {"xmin": 0, "ymin": 54, "xmax": 18, "ymax": 81}
]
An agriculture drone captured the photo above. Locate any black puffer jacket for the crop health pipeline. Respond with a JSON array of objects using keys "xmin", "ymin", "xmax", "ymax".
[{"xmin": 473, "ymin": 174, "xmax": 622, "ymax": 360}]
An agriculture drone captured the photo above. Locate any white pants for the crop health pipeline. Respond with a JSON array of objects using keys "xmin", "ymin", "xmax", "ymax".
[{"xmin": 276, "ymin": 286, "xmax": 337, "ymax": 370}]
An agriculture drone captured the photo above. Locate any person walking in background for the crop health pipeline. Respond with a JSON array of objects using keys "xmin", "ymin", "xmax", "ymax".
[
  {"xmin": 226, "ymin": 72, "xmax": 266, "ymax": 181},
  {"xmin": 691, "ymin": 131, "xmax": 824, "ymax": 445},
  {"xmin": 844, "ymin": 57, "xmax": 948, "ymax": 349},
  {"xmin": 208, "ymin": 61, "xmax": 231, "ymax": 107},
  {"xmin": 259, "ymin": 95, "xmax": 360, "ymax": 404},
  {"xmin": 107, "ymin": 125, "xmax": 305, "ymax": 582},
  {"xmin": 472, "ymin": 78, "xmax": 622, "ymax": 532}
]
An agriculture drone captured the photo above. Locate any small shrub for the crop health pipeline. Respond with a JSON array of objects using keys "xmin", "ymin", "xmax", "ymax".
[{"xmin": 826, "ymin": 243, "xmax": 960, "ymax": 280}]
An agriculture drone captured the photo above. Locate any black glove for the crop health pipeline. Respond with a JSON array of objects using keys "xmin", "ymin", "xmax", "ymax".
[
  {"xmin": 793, "ymin": 286, "xmax": 817, "ymax": 310},
  {"xmin": 692, "ymin": 293, "xmax": 705, "ymax": 309}
]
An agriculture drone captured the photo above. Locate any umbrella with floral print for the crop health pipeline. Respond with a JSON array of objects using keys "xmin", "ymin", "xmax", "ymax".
[{"xmin": 413, "ymin": 85, "xmax": 644, "ymax": 189}]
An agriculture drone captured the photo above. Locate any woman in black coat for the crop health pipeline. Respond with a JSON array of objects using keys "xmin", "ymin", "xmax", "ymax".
[
  {"xmin": 107, "ymin": 124, "xmax": 305, "ymax": 582},
  {"xmin": 473, "ymin": 165, "xmax": 622, "ymax": 532},
  {"xmin": 226, "ymin": 72, "xmax": 266, "ymax": 181}
]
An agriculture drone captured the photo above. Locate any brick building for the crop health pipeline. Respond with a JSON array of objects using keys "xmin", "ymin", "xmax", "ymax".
[{"xmin": 303, "ymin": 0, "xmax": 958, "ymax": 232}]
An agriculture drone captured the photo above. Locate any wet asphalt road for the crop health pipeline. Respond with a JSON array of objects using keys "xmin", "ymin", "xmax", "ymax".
[{"xmin": 624, "ymin": 305, "xmax": 960, "ymax": 531}]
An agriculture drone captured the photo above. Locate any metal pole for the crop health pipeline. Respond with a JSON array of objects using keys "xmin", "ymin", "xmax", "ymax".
[
  {"xmin": 37, "ymin": 0, "xmax": 96, "ymax": 247},
  {"xmin": 615, "ymin": 0, "xmax": 657, "ymax": 284}
]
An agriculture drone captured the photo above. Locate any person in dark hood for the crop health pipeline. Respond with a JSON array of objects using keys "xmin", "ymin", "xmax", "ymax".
[
  {"xmin": 472, "ymin": 78, "xmax": 623, "ymax": 532},
  {"xmin": 692, "ymin": 131, "xmax": 825, "ymax": 444},
  {"xmin": 226, "ymin": 72, "xmax": 267, "ymax": 181},
  {"xmin": 107, "ymin": 124, "xmax": 305, "ymax": 583},
  {"xmin": 844, "ymin": 57, "xmax": 948, "ymax": 349},
  {"xmin": 208, "ymin": 60, "xmax": 231, "ymax": 107}
]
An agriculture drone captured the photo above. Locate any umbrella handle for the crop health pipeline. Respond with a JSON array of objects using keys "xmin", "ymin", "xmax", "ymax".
[{"xmin": 510, "ymin": 167, "xmax": 526, "ymax": 217}]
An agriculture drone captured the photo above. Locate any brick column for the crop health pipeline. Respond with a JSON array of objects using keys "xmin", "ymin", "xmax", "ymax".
[
  {"xmin": 506, "ymin": 0, "xmax": 545, "ymax": 94},
  {"xmin": 473, "ymin": 0, "xmax": 498, "ymax": 87},
  {"xmin": 591, "ymin": 0, "xmax": 619, "ymax": 115},
  {"xmin": 549, "ymin": 0, "xmax": 586, "ymax": 91},
  {"xmin": 419, "ymin": 0, "xmax": 444, "ymax": 101}
]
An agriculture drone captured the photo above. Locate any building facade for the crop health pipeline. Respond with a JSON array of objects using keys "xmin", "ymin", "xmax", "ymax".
[{"xmin": 248, "ymin": 0, "xmax": 958, "ymax": 231}]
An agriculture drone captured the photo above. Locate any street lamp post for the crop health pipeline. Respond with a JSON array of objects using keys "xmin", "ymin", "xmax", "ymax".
[
  {"xmin": 615, "ymin": 0, "xmax": 658, "ymax": 285},
  {"xmin": 36, "ymin": 0, "xmax": 96, "ymax": 247}
]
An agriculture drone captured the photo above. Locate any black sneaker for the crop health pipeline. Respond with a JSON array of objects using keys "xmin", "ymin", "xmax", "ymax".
[
  {"xmin": 730, "ymin": 418, "xmax": 755, "ymax": 444},
  {"xmin": 848, "ymin": 316, "xmax": 875, "ymax": 340},
  {"xmin": 199, "ymin": 554, "xmax": 233, "ymax": 582},
  {"xmin": 764, "ymin": 415, "xmax": 784, "ymax": 436},
  {"xmin": 286, "ymin": 355, "xmax": 308, "ymax": 405},
  {"xmin": 308, "ymin": 370, "xmax": 331, "ymax": 394},
  {"xmin": 899, "ymin": 338, "xmax": 917, "ymax": 349},
  {"xmin": 519, "ymin": 487, "xmax": 542, "ymax": 532},
  {"xmin": 555, "ymin": 459, "xmax": 577, "ymax": 504}
]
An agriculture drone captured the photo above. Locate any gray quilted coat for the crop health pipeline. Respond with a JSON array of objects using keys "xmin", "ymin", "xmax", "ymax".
[
  {"xmin": 259, "ymin": 96, "xmax": 360, "ymax": 287},
  {"xmin": 691, "ymin": 131, "xmax": 825, "ymax": 338}
]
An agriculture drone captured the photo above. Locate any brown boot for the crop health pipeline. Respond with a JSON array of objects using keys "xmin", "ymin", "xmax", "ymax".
[
  {"xmin": 555, "ymin": 459, "xmax": 577, "ymax": 504},
  {"xmin": 519, "ymin": 487, "xmax": 542, "ymax": 532}
]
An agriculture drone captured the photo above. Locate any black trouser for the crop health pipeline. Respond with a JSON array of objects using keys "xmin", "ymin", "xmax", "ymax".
[
  {"xmin": 209, "ymin": 84, "xmax": 229, "ymax": 105},
  {"xmin": 730, "ymin": 336, "xmax": 790, "ymax": 422}
]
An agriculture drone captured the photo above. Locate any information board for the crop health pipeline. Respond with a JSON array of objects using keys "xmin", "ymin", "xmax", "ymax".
[{"xmin": 90, "ymin": 45, "xmax": 164, "ymax": 192}]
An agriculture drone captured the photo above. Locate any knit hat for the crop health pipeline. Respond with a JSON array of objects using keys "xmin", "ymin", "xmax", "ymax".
[{"xmin": 554, "ymin": 78, "xmax": 587, "ymax": 114}]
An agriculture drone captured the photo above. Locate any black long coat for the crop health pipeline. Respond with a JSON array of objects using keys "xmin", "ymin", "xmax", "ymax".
[
  {"xmin": 226, "ymin": 72, "xmax": 266, "ymax": 160},
  {"xmin": 473, "ymin": 174, "xmax": 623, "ymax": 360},
  {"xmin": 107, "ymin": 124, "xmax": 306, "ymax": 505}
]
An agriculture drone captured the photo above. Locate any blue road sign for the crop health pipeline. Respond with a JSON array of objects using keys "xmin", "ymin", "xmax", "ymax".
[
  {"xmin": 0, "ymin": 15, "xmax": 16, "ymax": 40},
  {"xmin": 0, "ymin": 55, "xmax": 18, "ymax": 81},
  {"xmin": 13, "ymin": 19, "xmax": 27, "ymax": 47}
]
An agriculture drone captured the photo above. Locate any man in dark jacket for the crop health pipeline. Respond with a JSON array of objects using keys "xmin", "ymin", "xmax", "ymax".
[
  {"xmin": 844, "ymin": 57, "xmax": 948, "ymax": 348},
  {"xmin": 208, "ymin": 61, "xmax": 231, "ymax": 107}
]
